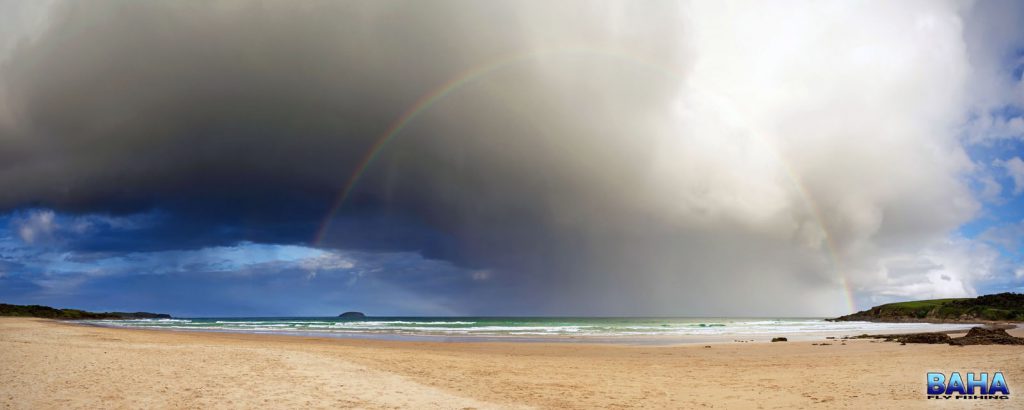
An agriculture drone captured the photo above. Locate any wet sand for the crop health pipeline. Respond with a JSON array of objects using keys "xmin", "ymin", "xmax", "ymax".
[{"xmin": 1, "ymin": 318, "xmax": 1021, "ymax": 409}]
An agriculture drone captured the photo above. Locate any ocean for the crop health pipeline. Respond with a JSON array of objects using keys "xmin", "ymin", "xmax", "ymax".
[{"xmin": 82, "ymin": 317, "xmax": 979, "ymax": 343}]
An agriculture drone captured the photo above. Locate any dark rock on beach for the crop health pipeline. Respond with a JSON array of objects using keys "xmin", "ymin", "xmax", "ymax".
[
  {"xmin": 855, "ymin": 327, "xmax": 1024, "ymax": 346},
  {"xmin": 771, "ymin": 337, "xmax": 787, "ymax": 342},
  {"xmin": 890, "ymin": 332, "xmax": 951, "ymax": 344},
  {"xmin": 948, "ymin": 327, "xmax": 1024, "ymax": 346},
  {"xmin": 852, "ymin": 332, "xmax": 951, "ymax": 344}
]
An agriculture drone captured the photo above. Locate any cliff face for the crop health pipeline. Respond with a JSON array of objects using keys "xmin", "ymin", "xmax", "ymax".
[
  {"xmin": 0, "ymin": 303, "xmax": 171, "ymax": 320},
  {"xmin": 830, "ymin": 293, "xmax": 1024, "ymax": 323}
]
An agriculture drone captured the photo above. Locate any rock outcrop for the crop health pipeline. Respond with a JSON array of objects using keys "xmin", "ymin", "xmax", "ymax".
[
  {"xmin": 855, "ymin": 327, "xmax": 1024, "ymax": 346},
  {"xmin": 891, "ymin": 332, "xmax": 951, "ymax": 344},
  {"xmin": 948, "ymin": 327, "xmax": 1024, "ymax": 346}
]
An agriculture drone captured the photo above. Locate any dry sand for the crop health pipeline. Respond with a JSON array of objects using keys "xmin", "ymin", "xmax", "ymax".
[{"xmin": 1, "ymin": 318, "xmax": 1021, "ymax": 409}]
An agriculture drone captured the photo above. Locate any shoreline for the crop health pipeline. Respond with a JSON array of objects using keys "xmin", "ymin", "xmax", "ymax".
[
  {"xmin": 3, "ymin": 317, "xmax": 1022, "ymax": 408},
  {"xmin": 66, "ymin": 317, "xmax": 995, "ymax": 346},
  {"xmin": 828, "ymin": 317, "xmax": 1023, "ymax": 326}
]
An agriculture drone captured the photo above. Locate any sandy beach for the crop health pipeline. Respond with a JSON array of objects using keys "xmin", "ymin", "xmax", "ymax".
[{"xmin": 1, "ymin": 318, "xmax": 1021, "ymax": 409}]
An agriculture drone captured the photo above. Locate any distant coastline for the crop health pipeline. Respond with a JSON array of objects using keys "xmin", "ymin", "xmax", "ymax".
[
  {"xmin": 7, "ymin": 293, "xmax": 1022, "ymax": 327},
  {"xmin": 0, "ymin": 302, "xmax": 170, "ymax": 320}
]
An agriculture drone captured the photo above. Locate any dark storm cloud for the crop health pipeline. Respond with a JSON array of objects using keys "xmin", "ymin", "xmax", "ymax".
[
  {"xmin": 0, "ymin": 0, "xmax": 683, "ymax": 214},
  {"xmin": 0, "ymin": 0, "xmax": 689, "ymax": 251},
  {"xmin": 1, "ymin": 0, "xmax": 465, "ymax": 213},
  {"xmin": 1, "ymin": 1, "xmax": 1021, "ymax": 315},
  {"xmin": 0, "ymin": 0, "xmax": 686, "ymax": 251}
]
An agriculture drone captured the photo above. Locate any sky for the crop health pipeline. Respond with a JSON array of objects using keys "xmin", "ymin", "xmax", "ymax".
[{"xmin": 0, "ymin": 0, "xmax": 1022, "ymax": 317}]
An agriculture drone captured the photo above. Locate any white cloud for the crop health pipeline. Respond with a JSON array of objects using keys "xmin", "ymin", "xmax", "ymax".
[
  {"xmin": 67, "ymin": 212, "xmax": 159, "ymax": 234},
  {"xmin": 7, "ymin": 208, "xmax": 159, "ymax": 246},
  {"xmin": 960, "ymin": 0, "xmax": 1024, "ymax": 133},
  {"xmin": 996, "ymin": 157, "xmax": 1024, "ymax": 195},
  {"xmin": 854, "ymin": 237, "xmax": 999, "ymax": 305},
  {"xmin": 299, "ymin": 252, "xmax": 356, "ymax": 280},
  {"xmin": 13, "ymin": 209, "xmax": 56, "ymax": 244},
  {"xmin": 979, "ymin": 175, "xmax": 1003, "ymax": 202},
  {"xmin": 964, "ymin": 113, "xmax": 1024, "ymax": 144},
  {"xmin": 31, "ymin": 275, "xmax": 88, "ymax": 296},
  {"xmin": 298, "ymin": 252, "xmax": 356, "ymax": 271},
  {"xmin": 645, "ymin": 1, "xmax": 984, "ymax": 309},
  {"xmin": 980, "ymin": 220, "xmax": 1024, "ymax": 252},
  {"xmin": 453, "ymin": 0, "xmax": 1006, "ymax": 315}
]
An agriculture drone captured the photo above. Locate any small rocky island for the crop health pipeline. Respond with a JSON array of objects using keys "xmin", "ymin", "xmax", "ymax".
[{"xmin": 338, "ymin": 311, "xmax": 366, "ymax": 319}]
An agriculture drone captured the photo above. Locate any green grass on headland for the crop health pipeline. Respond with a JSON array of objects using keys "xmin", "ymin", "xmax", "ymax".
[
  {"xmin": 0, "ymin": 303, "xmax": 170, "ymax": 320},
  {"xmin": 830, "ymin": 293, "xmax": 1024, "ymax": 322}
]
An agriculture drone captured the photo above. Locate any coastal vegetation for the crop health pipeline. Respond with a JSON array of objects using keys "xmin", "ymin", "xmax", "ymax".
[
  {"xmin": 830, "ymin": 293, "xmax": 1024, "ymax": 322},
  {"xmin": 0, "ymin": 303, "xmax": 170, "ymax": 320}
]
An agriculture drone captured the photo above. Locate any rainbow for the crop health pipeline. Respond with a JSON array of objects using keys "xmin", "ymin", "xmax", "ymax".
[
  {"xmin": 311, "ymin": 46, "xmax": 857, "ymax": 312},
  {"xmin": 312, "ymin": 46, "xmax": 681, "ymax": 243}
]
